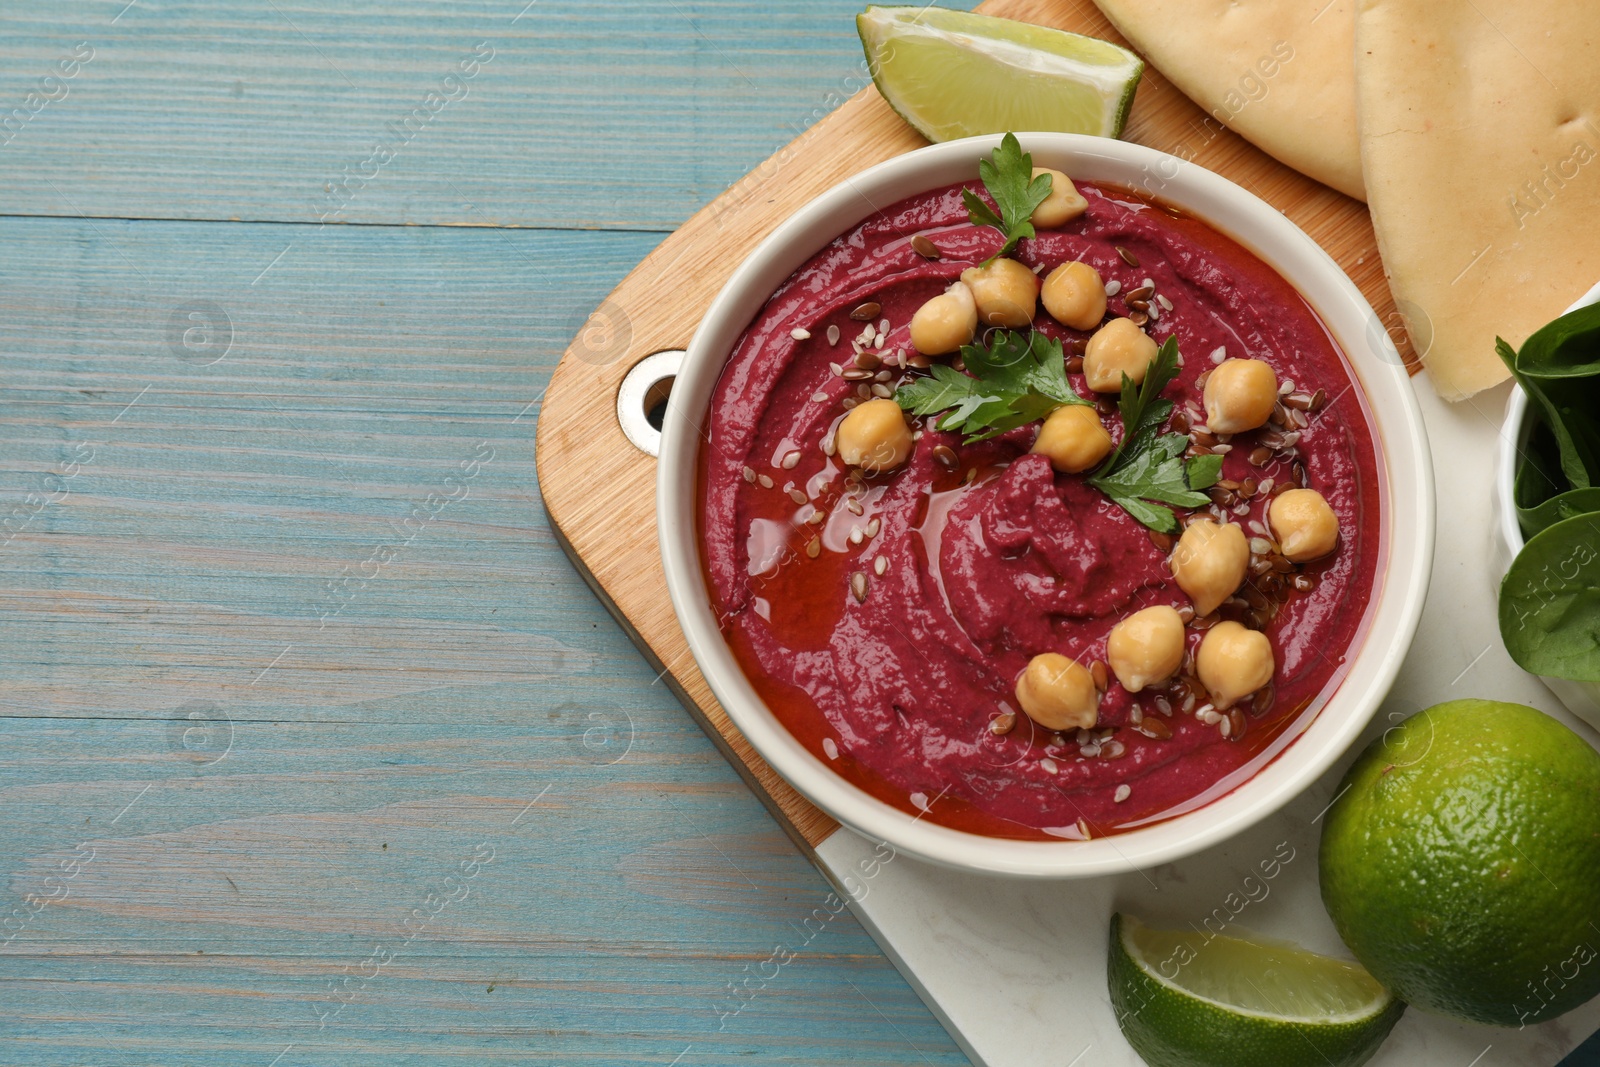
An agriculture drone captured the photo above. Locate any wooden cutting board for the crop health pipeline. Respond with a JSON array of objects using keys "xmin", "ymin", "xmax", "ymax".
[{"xmin": 533, "ymin": 0, "xmax": 1410, "ymax": 860}]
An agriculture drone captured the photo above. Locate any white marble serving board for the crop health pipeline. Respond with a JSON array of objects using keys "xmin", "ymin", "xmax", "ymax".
[{"xmin": 821, "ymin": 376, "xmax": 1600, "ymax": 1067}]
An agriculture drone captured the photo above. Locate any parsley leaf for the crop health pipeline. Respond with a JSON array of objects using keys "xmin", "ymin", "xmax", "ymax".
[
  {"xmin": 893, "ymin": 330, "xmax": 1088, "ymax": 441},
  {"xmin": 962, "ymin": 133, "xmax": 1053, "ymax": 261},
  {"xmin": 1087, "ymin": 336, "xmax": 1219, "ymax": 533}
]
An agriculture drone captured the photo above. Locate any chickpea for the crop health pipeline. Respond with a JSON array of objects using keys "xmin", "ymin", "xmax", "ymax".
[
  {"xmin": 1270, "ymin": 488, "xmax": 1340, "ymax": 562},
  {"xmin": 1030, "ymin": 167, "xmax": 1088, "ymax": 229},
  {"xmin": 835, "ymin": 398, "xmax": 913, "ymax": 473},
  {"xmin": 1015, "ymin": 653, "xmax": 1099, "ymax": 731},
  {"xmin": 1170, "ymin": 519, "xmax": 1249, "ymax": 617},
  {"xmin": 1203, "ymin": 358, "xmax": 1278, "ymax": 434},
  {"xmin": 1041, "ymin": 260, "xmax": 1107, "ymax": 331},
  {"xmin": 1196, "ymin": 621, "xmax": 1275, "ymax": 710},
  {"xmin": 1107, "ymin": 605, "xmax": 1186, "ymax": 693},
  {"xmin": 909, "ymin": 281, "xmax": 978, "ymax": 356},
  {"xmin": 1031, "ymin": 404, "xmax": 1112, "ymax": 473},
  {"xmin": 961, "ymin": 258, "xmax": 1039, "ymax": 329},
  {"xmin": 1083, "ymin": 317, "xmax": 1159, "ymax": 393}
]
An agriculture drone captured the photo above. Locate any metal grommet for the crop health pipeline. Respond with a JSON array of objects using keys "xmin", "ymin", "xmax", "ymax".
[{"xmin": 617, "ymin": 350, "xmax": 684, "ymax": 457}]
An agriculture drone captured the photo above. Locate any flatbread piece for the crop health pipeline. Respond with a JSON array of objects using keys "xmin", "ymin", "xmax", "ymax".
[
  {"xmin": 1357, "ymin": 0, "xmax": 1600, "ymax": 399},
  {"xmin": 1094, "ymin": 0, "xmax": 1363, "ymax": 199}
]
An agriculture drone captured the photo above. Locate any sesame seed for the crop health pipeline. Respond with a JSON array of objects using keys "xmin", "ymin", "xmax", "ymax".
[
  {"xmin": 871, "ymin": 383, "xmax": 892, "ymax": 398},
  {"xmin": 1104, "ymin": 280, "xmax": 1122, "ymax": 296},
  {"xmin": 757, "ymin": 474, "xmax": 773, "ymax": 489},
  {"xmin": 791, "ymin": 327, "xmax": 811, "ymax": 341},
  {"xmin": 850, "ymin": 572, "xmax": 869, "ymax": 603},
  {"xmin": 874, "ymin": 555, "xmax": 887, "ymax": 576},
  {"xmin": 822, "ymin": 434, "xmax": 836, "ymax": 457},
  {"xmin": 827, "ymin": 324, "xmax": 841, "ymax": 346},
  {"xmin": 1279, "ymin": 379, "xmax": 1295, "ymax": 395},
  {"xmin": 829, "ymin": 362, "xmax": 843, "ymax": 376},
  {"xmin": 823, "ymin": 738, "xmax": 839, "ymax": 759},
  {"xmin": 782, "ymin": 451, "xmax": 800, "ymax": 469},
  {"xmin": 789, "ymin": 488, "xmax": 807, "ymax": 505},
  {"xmin": 1114, "ymin": 784, "xmax": 1131, "ymax": 803},
  {"xmin": 811, "ymin": 391, "xmax": 827, "ymax": 403},
  {"xmin": 1040, "ymin": 757, "xmax": 1059, "ymax": 775},
  {"xmin": 877, "ymin": 318, "xmax": 890, "ymax": 334},
  {"xmin": 1156, "ymin": 294, "xmax": 1173, "ymax": 311},
  {"xmin": 1210, "ymin": 346, "xmax": 1227, "ymax": 364},
  {"xmin": 866, "ymin": 518, "xmax": 881, "ymax": 538},
  {"xmin": 1212, "ymin": 443, "xmax": 1232, "ymax": 454},
  {"xmin": 805, "ymin": 536, "xmax": 820, "ymax": 558},
  {"xmin": 742, "ymin": 466, "xmax": 756, "ymax": 483}
]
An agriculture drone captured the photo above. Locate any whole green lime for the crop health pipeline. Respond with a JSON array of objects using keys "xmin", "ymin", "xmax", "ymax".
[{"xmin": 1320, "ymin": 699, "xmax": 1600, "ymax": 1027}]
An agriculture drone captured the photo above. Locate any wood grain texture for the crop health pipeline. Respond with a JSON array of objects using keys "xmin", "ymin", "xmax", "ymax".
[
  {"xmin": 0, "ymin": 217, "xmax": 966, "ymax": 1064},
  {"xmin": 0, "ymin": 0, "xmax": 878, "ymax": 229},
  {"xmin": 535, "ymin": 0, "xmax": 1412, "ymax": 852}
]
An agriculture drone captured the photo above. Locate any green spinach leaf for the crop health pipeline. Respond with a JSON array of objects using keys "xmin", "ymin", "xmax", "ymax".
[{"xmin": 1499, "ymin": 511, "xmax": 1600, "ymax": 682}]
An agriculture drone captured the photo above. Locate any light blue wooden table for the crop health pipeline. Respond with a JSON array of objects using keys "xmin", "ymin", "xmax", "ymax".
[{"xmin": 0, "ymin": 2, "xmax": 970, "ymax": 1061}]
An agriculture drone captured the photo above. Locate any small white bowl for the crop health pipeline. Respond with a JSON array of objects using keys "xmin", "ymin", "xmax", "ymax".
[
  {"xmin": 1493, "ymin": 280, "xmax": 1600, "ymax": 729},
  {"xmin": 658, "ymin": 134, "xmax": 1434, "ymax": 878}
]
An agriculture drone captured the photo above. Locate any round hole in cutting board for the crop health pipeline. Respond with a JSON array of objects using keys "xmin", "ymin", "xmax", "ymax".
[
  {"xmin": 617, "ymin": 349, "xmax": 685, "ymax": 457},
  {"xmin": 643, "ymin": 377, "xmax": 673, "ymax": 431}
]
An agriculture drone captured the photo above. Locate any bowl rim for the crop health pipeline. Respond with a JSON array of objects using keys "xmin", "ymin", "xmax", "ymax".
[{"xmin": 657, "ymin": 132, "xmax": 1435, "ymax": 879}]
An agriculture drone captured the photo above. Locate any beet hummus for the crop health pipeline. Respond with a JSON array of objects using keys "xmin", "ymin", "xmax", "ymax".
[{"xmin": 699, "ymin": 175, "xmax": 1383, "ymax": 840}]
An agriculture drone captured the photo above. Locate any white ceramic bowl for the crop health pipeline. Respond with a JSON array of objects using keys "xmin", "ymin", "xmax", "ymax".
[
  {"xmin": 1493, "ymin": 280, "xmax": 1600, "ymax": 729},
  {"xmin": 658, "ymin": 134, "xmax": 1435, "ymax": 878}
]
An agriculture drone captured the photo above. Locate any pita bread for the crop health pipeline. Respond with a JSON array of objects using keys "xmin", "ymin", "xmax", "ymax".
[
  {"xmin": 1094, "ymin": 0, "xmax": 1363, "ymax": 199},
  {"xmin": 1356, "ymin": 0, "xmax": 1600, "ymax": 400}
]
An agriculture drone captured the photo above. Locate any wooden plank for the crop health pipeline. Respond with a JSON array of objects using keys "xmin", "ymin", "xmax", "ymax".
[
  {"xmin": 0, "ymin": 718, "xmax": 964, "ymax": 1065},
  {"xmin": 535, "ymin": 0, "xmax": 1409, "ymax": 852},
  {"xmin": 0, "ymin": 0, "xmax": 877, "ymax": 229},
  {"xmin": 0, "ymin": 217, "xmax": 965, "ymax": 1064}
]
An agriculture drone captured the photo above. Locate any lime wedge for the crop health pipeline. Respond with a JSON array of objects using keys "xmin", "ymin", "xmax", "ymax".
[
  {"xmin": 1108, "ymin": 914, "xmax": 1404, "ymax": 1067},
  {"xmin": 857, "ymin": 6, "xmax": 1143, "ymax": 142}
]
